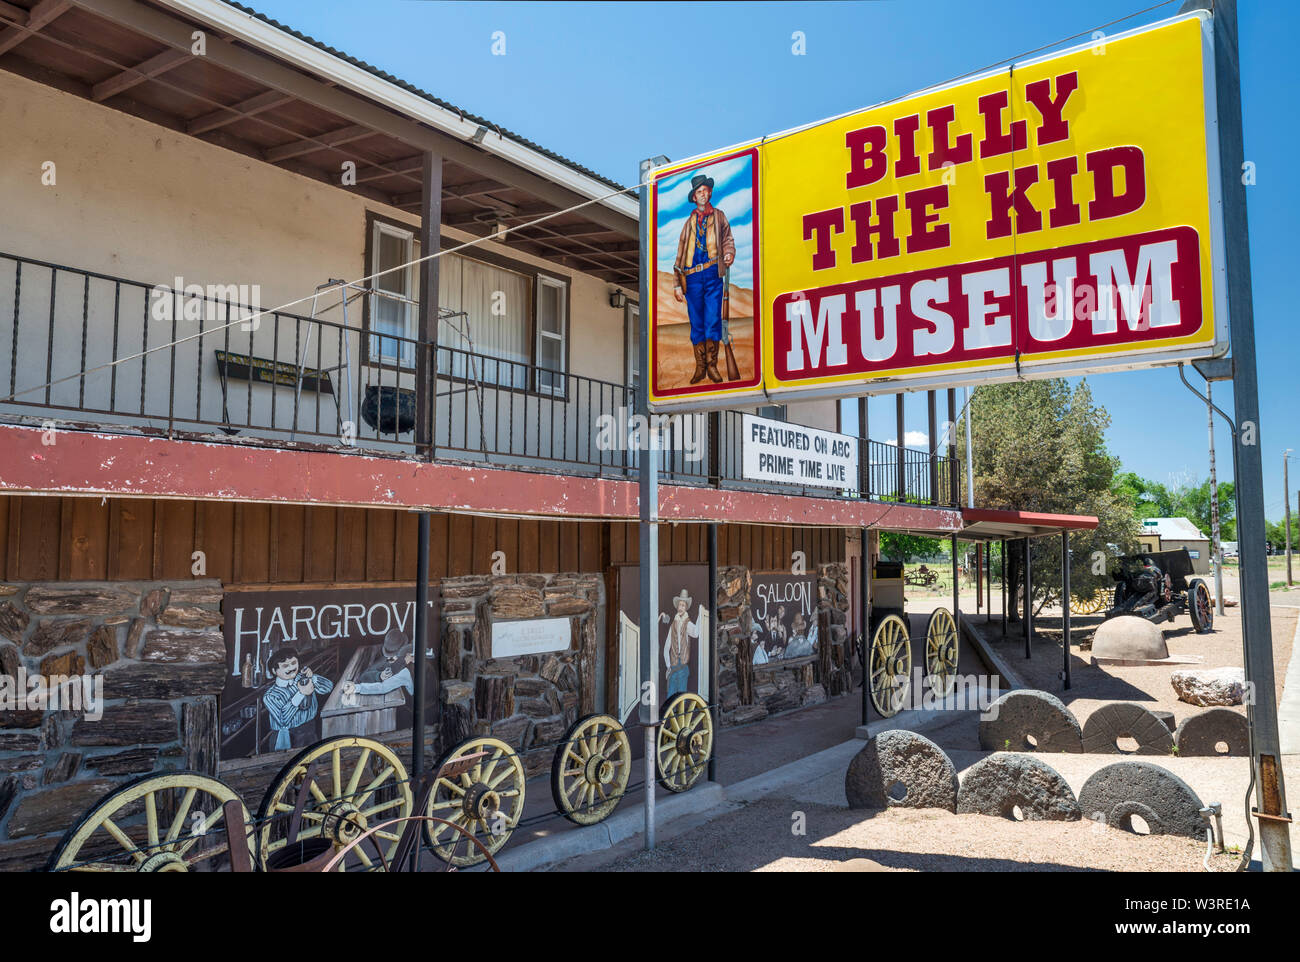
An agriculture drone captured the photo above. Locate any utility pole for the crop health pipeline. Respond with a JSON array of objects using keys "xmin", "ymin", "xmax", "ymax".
[
  {"xmin": 1285, "ymin": 450, "xmax": 1293, "ymax": 587},
  {"xmin": 1208, "ymin": 382, "xmax": 1224, "ymax": 615}
]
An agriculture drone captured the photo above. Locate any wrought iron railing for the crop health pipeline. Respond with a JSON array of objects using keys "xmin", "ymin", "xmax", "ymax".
[{"xmin": 0, "ymin": 251, "xmax": 960, "ymax": 506}]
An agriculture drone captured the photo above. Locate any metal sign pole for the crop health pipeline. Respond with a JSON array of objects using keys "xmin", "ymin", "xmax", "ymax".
[
  {"xmin": 1191, "ymin": 0, "xmax": 1292, "ymax": 869},
  {"xmin": 637, "ymin": 156, "xmax": 662, "ymax": 851}
]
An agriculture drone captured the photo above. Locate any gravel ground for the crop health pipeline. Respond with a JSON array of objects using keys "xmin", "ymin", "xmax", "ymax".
[{"xmin": 574, "ymin": 795, "xmax": 1240, "ymax": 872}]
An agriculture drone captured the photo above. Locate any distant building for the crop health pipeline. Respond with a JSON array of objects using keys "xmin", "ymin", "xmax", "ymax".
[{"xmin": 1137, "ymin": 518, "xmax": 1212, "ymax": 573}]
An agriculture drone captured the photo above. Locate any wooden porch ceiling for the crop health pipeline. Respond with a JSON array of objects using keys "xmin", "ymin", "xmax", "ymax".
[{"xmin": 0, "ymin": 0, "xmax": 640, "ymax": 286}]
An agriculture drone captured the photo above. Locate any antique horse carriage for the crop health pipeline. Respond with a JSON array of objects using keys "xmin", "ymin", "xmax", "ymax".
[
  {"xmin": 45, "ymin": 692, "xmax": 714, "ymax": 872},
  {"xmin": 860, "ymin": 561, "xmax": 960, "ymax": 718}
]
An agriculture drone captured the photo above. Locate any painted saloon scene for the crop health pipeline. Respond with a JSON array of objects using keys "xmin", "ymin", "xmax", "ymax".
[{"xmin": 0, "ymin": 0, "xmax": 1293, "ymax": 939}]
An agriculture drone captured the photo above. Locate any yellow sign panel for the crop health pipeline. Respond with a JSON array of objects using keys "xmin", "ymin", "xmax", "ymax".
[{"xmin": 648, "ymin": 13, "xmax": 1224, "ymax": 409}]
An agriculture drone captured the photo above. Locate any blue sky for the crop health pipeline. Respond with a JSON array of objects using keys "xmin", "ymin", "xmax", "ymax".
[{"xmin": 249, "ymin": 0, "xmax": 1300, "ymax": 522}]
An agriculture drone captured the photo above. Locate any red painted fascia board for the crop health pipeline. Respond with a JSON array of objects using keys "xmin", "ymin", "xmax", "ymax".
[
  {"xmin": 962, "ymin": 507, "xmax": 1100, "ymax": 530},
  {"xmin": 1, "ymin": 425, "xmax": 963, "ymax": 530}
]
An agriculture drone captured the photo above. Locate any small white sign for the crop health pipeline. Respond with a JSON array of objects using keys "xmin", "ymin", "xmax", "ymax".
[
  {"xmin": 491, "ymin": 617, "xmax": 571, "ymax": 658},
  {"xmin": 742, "ymin": 414, "xmax": 858, "ymax": 492}
]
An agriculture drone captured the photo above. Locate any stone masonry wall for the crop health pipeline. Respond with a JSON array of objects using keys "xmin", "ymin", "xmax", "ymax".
[
  {"xmin": 716, "ymin": 563, "xmax": 851, "ymax": 727},
  {"xmin": 0, "ymin": 580, "xmax": 224, "ymax": 870},
  {"xmin": 439, "ymin": 573, "xmax": 602, "ymax": 778}
]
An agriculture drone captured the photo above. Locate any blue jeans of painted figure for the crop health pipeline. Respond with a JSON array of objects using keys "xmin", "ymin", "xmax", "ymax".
[
  {"xmin": 684, "ymin": 269, "xmax": 723, "ymax": 346},
  {"xmin": 666, "ymin": 664, "xmax": 689, "ymax": 698}
]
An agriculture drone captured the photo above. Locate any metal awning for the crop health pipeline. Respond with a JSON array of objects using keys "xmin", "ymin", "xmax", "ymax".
[
  {"xmin": 959, "ymin": 507, "xmax": 1099, "ymax": 541},
  {"xmin": 0, "ymin": 0, "xmax": 639, "ymax": 284}
]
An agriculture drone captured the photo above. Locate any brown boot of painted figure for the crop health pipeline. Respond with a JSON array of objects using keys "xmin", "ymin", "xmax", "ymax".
[
  {"xmin": 689, "ymin": 341, "xmax": 708, "ymax": 384},
  {"xmin": 705, "ymin": 340, "xmax": 724, "ymax": 383}
]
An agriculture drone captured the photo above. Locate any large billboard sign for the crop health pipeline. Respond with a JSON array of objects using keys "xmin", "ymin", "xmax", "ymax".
[{"xmin": 647, "ymin": 12, "xmax": 1225, "ymax": 410}]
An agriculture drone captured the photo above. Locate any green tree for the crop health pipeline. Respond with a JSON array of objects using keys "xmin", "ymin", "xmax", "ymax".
[
  {"xmin": 1111, "ymin": 473, "xmax": 1236, "ymax": 541},
  {"xmin": 958, "ymin": 379, "xmax": 1141, "ymax": 612}
]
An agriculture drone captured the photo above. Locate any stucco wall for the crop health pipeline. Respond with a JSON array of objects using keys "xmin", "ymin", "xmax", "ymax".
[{"xmin": 0, "ymin": 69, "xmax": 839, "ymax": 449}]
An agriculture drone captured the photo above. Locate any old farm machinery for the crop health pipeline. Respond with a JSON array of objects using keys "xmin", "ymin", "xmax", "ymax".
[
  {"xmin": 1104, "ymin": 548, "xmax": 1213, "ymax": 634},
  {"xmin": 45, "ymin": 694, "xmax": 713, "ymax": 872}
]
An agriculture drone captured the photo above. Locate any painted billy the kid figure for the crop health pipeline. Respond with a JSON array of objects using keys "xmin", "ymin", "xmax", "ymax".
[{"xmin": 673, "ymin": 173, "xmax": 735, "ymax": 384}]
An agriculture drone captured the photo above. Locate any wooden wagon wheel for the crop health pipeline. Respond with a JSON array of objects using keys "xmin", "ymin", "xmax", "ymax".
[
  {"xmin": 869, "ymin": 614, "xmax": 911, "ymax": 717},
  {"xmin": 924, "ymin": 607, "xmax": 959, "ymax": 697},
  {"xmin": 256, "ymin": 736, "xmax": 413, "ymax": 872},
  {"xmin": 1070, "ymin": 590, "xmax": 1109, "ymax": 615},
  {"xmin": 551, "ymin": 713, "xmax": 631, "ymax": 825},
  {"xmin": 424, "ymin": 736, "xmax": 525, "ymax": 867},
  {"xmin": 656, "ymin": 692, "xmax": 713, "ymax": 793},
  {"xmin": 46, "ymin": 771, "xmax": 254, "ymax": 872}
]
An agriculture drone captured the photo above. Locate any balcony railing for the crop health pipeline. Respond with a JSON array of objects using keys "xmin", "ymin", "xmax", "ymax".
[{"xmin": 0, "ymin": 251, "xmax": 960, "ymax": 507}]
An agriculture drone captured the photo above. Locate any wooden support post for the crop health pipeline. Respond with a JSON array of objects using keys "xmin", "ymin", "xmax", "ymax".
[
  {"xmin": 927, "ymin": 390, "xmax": 938, "ymax": 504},
  {"xmin": 1061, "ymin": 529, "xmax": 1071, "ymax": 690},
  {"xmin": 416, "ymin": 151, "xmax": 442, "ymax": 459},
  {"xmin": 895, "ymin": 393, "xmax": 905, "ymax": 501}
]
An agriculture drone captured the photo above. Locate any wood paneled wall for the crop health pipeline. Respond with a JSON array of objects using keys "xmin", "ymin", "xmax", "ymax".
[{"xmin": 0, "ymin": 495, "xmax": 845, "ymax": 585}]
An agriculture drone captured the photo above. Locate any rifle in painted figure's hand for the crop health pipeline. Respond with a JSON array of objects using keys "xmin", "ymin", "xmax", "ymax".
[{"xmin": 721, "ymin": 268, "xmax": 740, "ymax": 382}]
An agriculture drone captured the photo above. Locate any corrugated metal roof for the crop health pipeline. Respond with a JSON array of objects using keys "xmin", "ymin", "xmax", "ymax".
[
  {"xmin": 1139, "ymin": 517, "xmax": 1208, "ymax": 540},
  {"xmin": 221, "ymin": 1, "xmax": 629, "ymax": 193}
]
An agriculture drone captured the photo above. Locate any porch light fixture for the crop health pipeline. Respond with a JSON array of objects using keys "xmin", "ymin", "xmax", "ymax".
[{"xmin": 609, "ymin": 289, "xmax": 627, "ymax": 309}]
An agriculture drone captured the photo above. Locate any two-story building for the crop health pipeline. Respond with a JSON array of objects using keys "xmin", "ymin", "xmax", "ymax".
[{"xmin": 0, "ymin": 0, "xmax": 1057, "ymax": 870}]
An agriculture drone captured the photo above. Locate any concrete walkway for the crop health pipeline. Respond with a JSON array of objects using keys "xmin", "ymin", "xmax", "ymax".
[{"xmin": 1276, "ymin": 605, "xmax": 1300, "ymax": 755}]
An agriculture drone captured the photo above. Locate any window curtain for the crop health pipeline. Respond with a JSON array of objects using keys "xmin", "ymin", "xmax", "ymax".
[{"xmin": 437, "ymin": 254, "xmax": 531, "ymax": 387}]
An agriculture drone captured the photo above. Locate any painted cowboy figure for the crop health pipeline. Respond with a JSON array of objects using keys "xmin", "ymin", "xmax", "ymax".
[{"xmin": 673, "ymin": 173, "xmax": 735, "ymax": 384}]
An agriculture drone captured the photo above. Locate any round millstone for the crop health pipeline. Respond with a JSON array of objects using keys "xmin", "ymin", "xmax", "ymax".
[
  {"xmin": 845, "ymin": 729, "xmax": 958, "ymax": 812},
  {"xmin": 1081, "ymin": 702, "xmax": 1175, "ymax": 755},
  {"xmin": 1077, "ymin": 761, "xmax": 1207, "ymax": 838},
  {"xmin": 1092, "ymin": 615, "xmax": 1169, "ymax": 660},
  {"xmin": 1174, "ymin": 708, "xmax": 1249, "ymax": 757},
  {"xmin": 956, "ymin": 754, "xmax": 1081, "ymax": 821},
  {"xmin": 978, "ymin": 690, "xmax": 1083, "ymax": 754}
]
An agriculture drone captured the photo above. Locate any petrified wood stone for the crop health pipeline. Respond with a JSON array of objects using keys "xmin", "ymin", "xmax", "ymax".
[
  {"xmin": 42, "ymin": 752, "xmax": 82, "ymax": 785},
  {"xmin": 157, "ymin": 605, "xmax": 224, "ymax": 629},
  {"xmin": 139, "ymin": 588, "xmax": 168, "ymax": 618},
  {"xmin": 24, "ymin": 618, "xmax": 93, "ymax": 657},
  {"xmin": 182, "ymin": 700, "xmax": 218, "ymax": 774},
  {"xmin": 82, "ymin": 747, "xmax": 160, "ymax": 775},
  {"xmin": 0, "ymin": 642, "xmax": 19, "ymax": 678},
  {"xmin": 99, "ymin": 662, "xmax": 225, "ymax": 699},
  {"xmin": 6, "ymin": 778, "xmax": 119, "ymax": 837},
  {"xmin": 26, "ymin": 586, "xmax": 138, "ymax": 616},
  {"xmin": 86, "ymin": 625, "xmax": 119, "ymax": 669},
  {"xmin": 139, "ymin": 628, "xmax": 225, "ymax": 664},
  {"xmin": 71, "ymin": 702, "xmax": 177, "ymax": 746},
  {"xmin": 165, "ymin": 584, "xmax": 223, "ymax": 605},
  {"xmin": 40, "ymin": 651, "xmax": 86, "ymax": 678},
  {"xmin": 490, "ymin": 586, "xmax": 545, "ymax": 619},
  {"xmin": 0, "ymin": 602, "xmax": 30, "ymax": 644}
]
